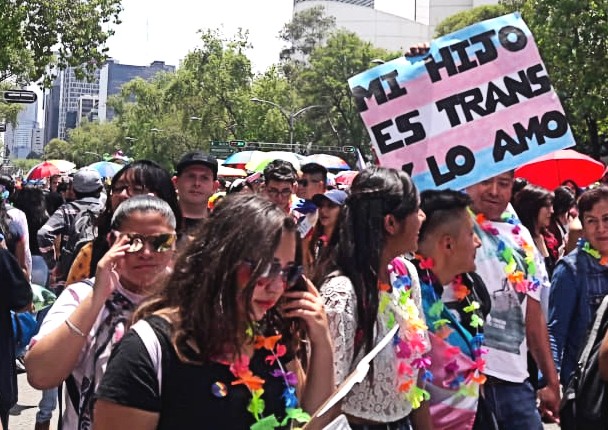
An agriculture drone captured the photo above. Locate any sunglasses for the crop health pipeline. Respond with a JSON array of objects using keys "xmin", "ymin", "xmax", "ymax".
[
  {"xmin": 244, "ymin": 260, "xmax": 303, "ymax": 289},
  {"xmin": 113, "ymin": 231, "xmax": 177, "ymax": 253},
  {"xmin": 266, "ymin": 188, "xmax": 292, "ymax": 198}
]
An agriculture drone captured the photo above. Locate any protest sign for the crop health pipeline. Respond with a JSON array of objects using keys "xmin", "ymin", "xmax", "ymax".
[{"xmin": 348, "ymin": 13, "xmax": 575, "ymax": 191}]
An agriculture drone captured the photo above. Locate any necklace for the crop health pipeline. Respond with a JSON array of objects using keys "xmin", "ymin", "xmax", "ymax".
[
  {"xmin": 378, "ymin": 256, "xmax": 431, "ymax": 409},
  {"xmin": 580, "ymin": 239, "xmax": 608, "ymax": 266},
  {"xmin": 474, "ymin": 211, "xmax": 540, "ymax": 293},
  {"xmin": 412, "ymin": 255, "xmax": 487, "ymax": 394},
  {"xmin": 227, "ymin": 334, "xmax": 310, "ymax": 429}
]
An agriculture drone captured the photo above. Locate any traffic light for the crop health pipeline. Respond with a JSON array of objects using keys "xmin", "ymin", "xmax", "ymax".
[
  {"xmin": 342, "ymin": 146, "xmax": 356, "ymax": 153},
  {"xmin": 2, "ymin": 90, "xmax": 37, "ymax": 104},
  {"xmin": 229, "ymin": 140, "xmax": 246, "ymax": 148},
  {"xmin": 0, "ymin": 124, "xmax": 5, "ymax": 132}
]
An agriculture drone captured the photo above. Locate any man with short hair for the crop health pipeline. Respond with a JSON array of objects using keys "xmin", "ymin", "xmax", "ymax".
[
  {"xmin": 466, "ymin": 171, "xmax": 560, "ymax": 429},
  {"xmin": 37, "ymin": 168, "xmax": 104, "ymax": 283},
  {"xmin": 173, "ymin": 151, "xmax": 219, "ymax": 232},
  {"xmin": 297, "ymin": 162, "xmax": 327, "ymax": 200},
  {"xmin": 262, "ymin": 159, "xmax": 298, "ymax": 214}
]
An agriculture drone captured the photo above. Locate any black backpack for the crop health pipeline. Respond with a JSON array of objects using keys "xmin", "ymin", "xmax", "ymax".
[
  {"xmin": 560, "ymin": 294, "xmax": 608, "ymax": 430},
  {"xmin": 57, "ymin": 204, "xmax": 101, "ymax": 281}
]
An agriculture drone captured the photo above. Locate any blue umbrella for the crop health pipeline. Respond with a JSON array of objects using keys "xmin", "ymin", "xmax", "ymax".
[{"xmin": 88, "ymin": 161, "xmax": 123, "ymax": 178}]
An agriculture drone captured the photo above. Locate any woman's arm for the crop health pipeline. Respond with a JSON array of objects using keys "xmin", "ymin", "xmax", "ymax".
[
  {"xmin": 25, "ymin": 235, "xmax": 131, "ymax": 388},
  {"xmin": 282, "ymin": 277, "xmax": 335, "ymax": 427},
  {"xmin": 94, "ymin": 401, "xmax": 158, "ymax": 430}
]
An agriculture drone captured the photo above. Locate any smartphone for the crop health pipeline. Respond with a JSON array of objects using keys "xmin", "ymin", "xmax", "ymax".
[{"xmin": 290, "ymin": 275, "xmax": 309, "ymax": 292}]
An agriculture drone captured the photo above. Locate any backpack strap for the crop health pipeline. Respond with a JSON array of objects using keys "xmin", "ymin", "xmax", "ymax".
[
  {"xmin": 578, "ymin": 295, "xmax": 608, "ymax": 366},
  {"xmin": 131, "ymin": 319, "xmax": 164, "ymax": 395}
]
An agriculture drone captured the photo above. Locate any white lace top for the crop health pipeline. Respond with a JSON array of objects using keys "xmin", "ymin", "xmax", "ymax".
[{"xmin": 320, "ymin": 259, "xmax": 429, "ymax": 422}]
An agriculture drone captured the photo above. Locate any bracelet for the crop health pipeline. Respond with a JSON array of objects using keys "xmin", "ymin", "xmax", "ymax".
[{"xmin": 65, "ymin": 319, "xmax": 86, "ymax": 337}]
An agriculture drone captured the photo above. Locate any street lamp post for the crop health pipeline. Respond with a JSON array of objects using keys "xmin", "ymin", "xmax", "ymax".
[
  {"xmin": 150, "ymin": 128, "xmax": 163, "ymax": 155},
  {"xmin": 124, "ymin": 136, "xmax": 137, "ymax": 155},
  {"xmin": 250, "ymin": 97, "xmax": 325, "ymax": 146}
]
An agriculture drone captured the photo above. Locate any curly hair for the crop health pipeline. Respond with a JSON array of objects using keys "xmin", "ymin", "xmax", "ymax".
[{"xmin": 135, "ymin": 193, "xmax": 297, "ymax": 364}]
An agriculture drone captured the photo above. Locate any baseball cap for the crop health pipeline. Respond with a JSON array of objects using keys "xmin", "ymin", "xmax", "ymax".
[
  {"xmin": 73, "ymin": 168, "xmax": 103, "ymax": 193},
  {"xmin": 176, "ymin": 151, "xmax": 218, "ymax": 179},
  {"xmin": 312, "ymin": 189, "xmax": 348, "ymax": 207}
]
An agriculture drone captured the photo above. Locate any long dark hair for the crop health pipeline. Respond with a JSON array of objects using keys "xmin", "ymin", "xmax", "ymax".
[
  {"xmin": 89, "ymin": 160, "xmax": 182, "ymax": 276},
  {"xmin": 320, "ymin": 166, "xmax": 419, "ymax": 358},
  {"xmin": 135, "ymin": 193, "xmax": 297, "ymax": 364},
  {"xmin": 13, "ymin": 186, "xmax": 49, "ymax": 255},
  {"xmin": 512, "ymin": 184, "xmax": 553, "ymax": 236}
]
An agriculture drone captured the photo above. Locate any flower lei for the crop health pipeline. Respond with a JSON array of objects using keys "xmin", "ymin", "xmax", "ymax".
[
  {"xmin": 229, "ymin": 334, "xmax": 310, "ymax": 430},
  {"xmin": 475, "ymin": 211, "xmax": 540, "ymax": 294},
  {"xmin": 580, "ymin": 239, "xmax": 608, "ymax": 266},
  {"xmin": 378, "ymin": 257, "xmax": 431, "ymax": 409},
  {"xmin": 413, "ymin": 255, "xmax": 487, "ymax": 396}
]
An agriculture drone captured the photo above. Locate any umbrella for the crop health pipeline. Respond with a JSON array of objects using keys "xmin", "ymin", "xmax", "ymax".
[
  {"xmin": 26, "ymin": 161, "xmax": 61, "ymax": 180},
  {"xmin": 515, "ymin": 149, "xmax": 605, "ymax": 190},
  {"xmin": 335, "ymin": 170, "xmax": 359, "ymax": 187},
  {"xmin": 218, "ymin": 165, "xmax": 247, "ymax": 178},
  {"xmin": 88, "ymin": 161, "xmax": 123, "ymax": 178},
  {"xmin": 303, "ymin": 154, "xmax": 351, "ymax": 171},
  {"xmin": 223, "ymin": 151, "xmax": 263, "ymax": 169},
  {"xmin": 47, "ymin": 159, "xmax": 76, "ymax": 173},
  {"xmin": 245, "ymin": 151, "xmax": 301, "ymax": 173}
]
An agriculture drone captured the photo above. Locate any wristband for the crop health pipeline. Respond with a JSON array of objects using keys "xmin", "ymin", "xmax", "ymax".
[{"xmin": 65, "ymin": 318, "xmax": 86, "ymax": 337}]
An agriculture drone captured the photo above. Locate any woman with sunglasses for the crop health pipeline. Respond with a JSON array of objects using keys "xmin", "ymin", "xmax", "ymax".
[
  {"xmin": 25, "ymin": 195, "xmax": 177, "ymax": 430},
  {"xmin": 94, "ymin": 194, "xmax": 334, "ymax": 429},
  {"xmin": 66, "ymin": 160, "xmax": 182, "ymax": 285},
  {"xmin": 315, "ymin": 166, "xmax": 432, "ymax": 429}
]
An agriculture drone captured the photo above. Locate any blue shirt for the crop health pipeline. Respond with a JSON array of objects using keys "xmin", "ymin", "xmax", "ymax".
[{"xmin": 548, "ymin": 246, "xmax": 608, "ymax": 385}]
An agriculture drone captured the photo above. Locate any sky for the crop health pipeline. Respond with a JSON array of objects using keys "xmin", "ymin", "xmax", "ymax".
[{"xmin": 105, "ymin": 0, "xmax": 295, "ymax": 73}]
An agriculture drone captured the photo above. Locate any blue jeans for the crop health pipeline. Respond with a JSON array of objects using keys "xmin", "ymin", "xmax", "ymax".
[
  {"xmin": 36, "ymin": 387, "xmax": 58, "ymax": 423},
  {"xmin": 484, "ymin": 379, "xmax": 542, "ymax": 430}
]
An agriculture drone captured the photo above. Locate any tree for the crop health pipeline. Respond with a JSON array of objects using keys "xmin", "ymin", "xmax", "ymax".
[
  {"xmin": 0, "ymin": 0, "xmax": 123, "ymax": 86},
  {"xmin": 521, "ymin": 0, "xmax": 608, "ymax": 158},
  {"xmin": 298, "ymin": 30, "xmax": 398, "ymax": 152},
  {"xmin": 279, "ymin": 6, "xmax": 336, "ymax": 83},
  {"xmin": 43, "ymin": 138, "xmax": 71, "ymax": 160},
  {"xmin": 66, "ymin": 121, "xmax": 122, "ymax": 166},
  {"xmin": 434, "ymin": 4, "xmax": 513, "ymax": 37}
]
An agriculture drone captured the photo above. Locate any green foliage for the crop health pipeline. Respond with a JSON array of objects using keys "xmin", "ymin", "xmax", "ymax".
[
  {"xmin": 0, "ymin": 0, "xmax": 123, "ymax": 86},
  {"xmin": 43, "ymin": 138, "xmax": 71, "ymax": 161},
  {"xmin": 12, "ymin": 158, "xmax": 42, "ymax": 172},
  {"xmin": 66, "ymin": 121, "xmax": 122, "ymax": 166},
  {"xmin": 300, "ymin": 30, "xmax": 390, "ymax": 151},
  {"xmin": 434, "ymin": 5, "xmax": 511, "ymax": 37},
  {"xmin": 521, "ymin": 0, "xmax": 608, "ymax": 157}
]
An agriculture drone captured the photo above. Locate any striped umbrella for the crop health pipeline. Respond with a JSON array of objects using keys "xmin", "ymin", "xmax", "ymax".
[
  {"xmin": 303, "ymin": 154, "xmax": 351, "ymax": 171},
  {"xmin": 26, "ymin": 161, "xmax": 61, "ymax": 180},
  {"xmin": 87, "ymin": 161, "xmax": 123, "ymax": 178}
]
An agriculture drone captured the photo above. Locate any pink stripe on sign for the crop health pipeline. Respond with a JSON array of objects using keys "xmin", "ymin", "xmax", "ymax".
[
  {"xmin": 374, "ymin": 91, "xmax": 564, "ymax": 175},
  {"xmin": 360, "ymin": 41, "xmax": 544, "ymax": 126}
]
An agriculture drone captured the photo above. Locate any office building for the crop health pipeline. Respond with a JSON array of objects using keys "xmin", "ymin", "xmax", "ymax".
[
  {"xmin": 43, "ymin": 75, "xmax": 61, "ymax": 144},
  {"xmin": 57, "ymin": 67, "xmax": 100, "ymax": 140},
  {"xmin": 293, "ymin": 0, "xmax": 499, "ymax": 54},
  {"xmin": 98, "ymin": 60, "xmax": 175, "ymax": 122},
  {"xmin": 4, "ymin": 100, "xmax": 39, "ymax": 159}
]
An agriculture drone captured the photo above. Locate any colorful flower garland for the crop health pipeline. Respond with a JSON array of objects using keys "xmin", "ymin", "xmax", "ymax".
[
  {"xmin": 228, "ymin": 334, "xmax": 310, "ymax": 430},
  {"xmin": 378, "ymin": 257, "xmax": 432, "ymax": 409},
  {"xmin": 475, "ymin": 211, "xmax": 540, "ymax": 293},
  {"xmin": 413, "ymin": 255, "xmax": 487, "ymax": 395},
  {"xmin": 580, "ymin": 239, "xmax": 608, "ymax": 266}
]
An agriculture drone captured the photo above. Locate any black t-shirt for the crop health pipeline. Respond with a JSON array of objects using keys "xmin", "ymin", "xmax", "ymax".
[{"xmin": 96, "ymin": 316, "xmax": 293, "ymax": 429}]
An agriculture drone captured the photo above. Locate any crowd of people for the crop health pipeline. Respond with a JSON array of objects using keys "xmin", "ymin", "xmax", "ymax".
[{"xmin": 2, "ymin": 148, "xmax": 608, "ymax": 430}]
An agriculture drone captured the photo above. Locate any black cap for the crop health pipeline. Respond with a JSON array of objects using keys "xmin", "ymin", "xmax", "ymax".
[{"xmin": 176, "ymin": 151, "xmax": 218, "ymax": 178}]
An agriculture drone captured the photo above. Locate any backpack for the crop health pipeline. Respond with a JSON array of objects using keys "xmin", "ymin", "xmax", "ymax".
[
  {"xmin": 560, "ymin": 294, "xmax": 608, "ymax": 430},
  {"xmin": 57, "ymin": 204, "xmax": 101, "ymax": 281}
]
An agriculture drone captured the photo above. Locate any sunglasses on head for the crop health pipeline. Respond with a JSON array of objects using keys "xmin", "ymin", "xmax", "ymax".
[
  {"xmin": 113, "ymin": 231, "xmax": 177, "ymax": 253},
  {"xmin": 244, "ymin": 260, "xmax": 303, "ymax": 288}
]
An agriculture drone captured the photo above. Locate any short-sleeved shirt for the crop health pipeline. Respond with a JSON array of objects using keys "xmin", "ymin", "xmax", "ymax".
[
  {"xmin": 31, "ymin": 279, "xmax": 144, "ymax": 429},
  {"xmin": 96, "ymin": 316, "xmax": 292, "ymax": 429},
  {"xmin": 472, "ymin": 211, "xmax": 546, "ymax": 383}
]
